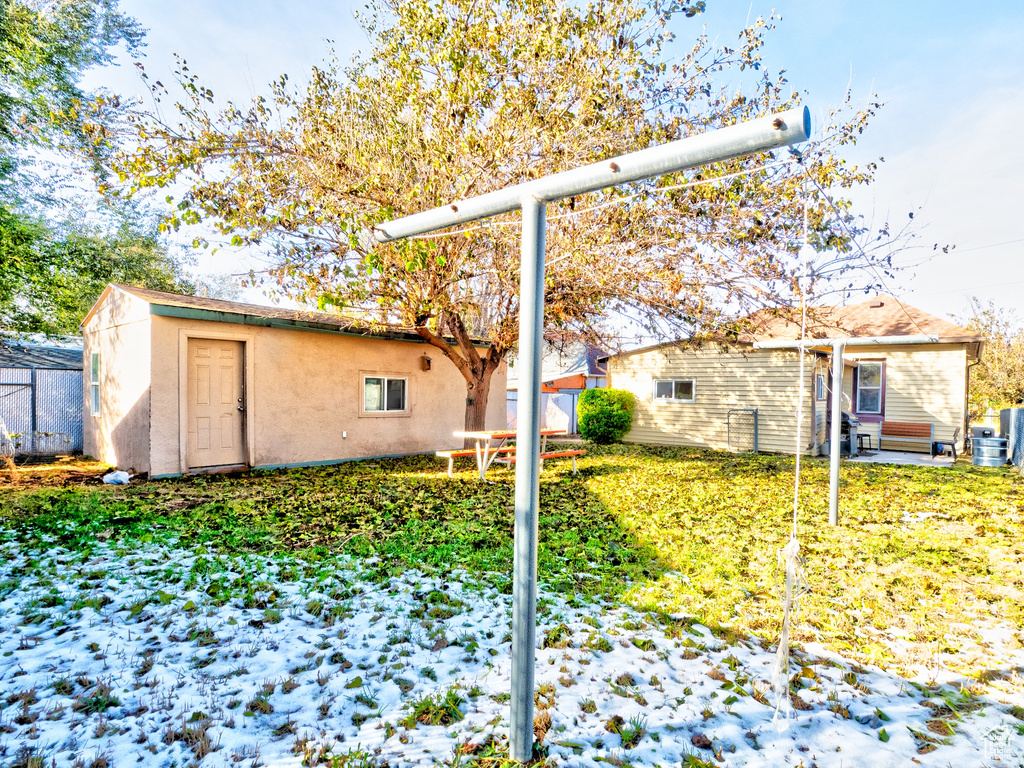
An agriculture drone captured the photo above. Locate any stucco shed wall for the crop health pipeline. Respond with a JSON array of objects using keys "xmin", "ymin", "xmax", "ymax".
[
  {"xmin": 148, "ymin": 315, "xmax": 506, "ymax": 477},
  {"xmin": 81, "ymin": 289, "xmax": 153, "ymax": 472}
]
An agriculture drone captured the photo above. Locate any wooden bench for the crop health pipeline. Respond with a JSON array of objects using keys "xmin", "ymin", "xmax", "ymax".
[
  {"xmin": 505, "ymin": 449, "xmax": 586, "ymax": 475},
  {"xmin": 879, "ymin": 421, "xmax": 934, "ymax": 454},
  {"xmin": 436, "ymin": 446, "xmax": 516, "ymax": 477}
]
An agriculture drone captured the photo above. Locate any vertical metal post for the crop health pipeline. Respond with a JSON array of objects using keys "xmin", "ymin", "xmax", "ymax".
[
  {"xmin": 29, "ymin": 367, "xmax": 37, "ymax": 455},
  {"xmin": 828, "ymin": 342, "xmax": 844, "ymax": 526},
  {"xmin": 510, "ymin": 195, "xmax": 545, "ymax": 763},
  {"xmin": 753, "ymin": 408, "xmax": 759, "ymax": 453}
]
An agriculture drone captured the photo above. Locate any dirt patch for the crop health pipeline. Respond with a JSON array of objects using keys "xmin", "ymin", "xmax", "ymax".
[{"xmin": 0, "ymin": 456, "xmax": 111, "ymax": 488}]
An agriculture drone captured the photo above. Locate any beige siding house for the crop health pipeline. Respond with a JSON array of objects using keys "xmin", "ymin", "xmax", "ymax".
[
  {"xmin": 82, "ymin": 285, "xmax": 506, "ymax": 477},
  {"xmin": 606, "ymin": 296, "xmax": 983, "ymax": 456},
  {"xmin": 608, "ymin": 345, "xmax": 815, "ymax": 454}
]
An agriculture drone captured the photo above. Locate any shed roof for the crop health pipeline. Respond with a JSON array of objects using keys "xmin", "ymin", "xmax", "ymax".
[
  {"xmin": 0, "ymin": 342, "xmax": 83, "ymax": 370},
  {"xmin": 86, "ymin": 285, "xmax": 486, "ymax": 346}
]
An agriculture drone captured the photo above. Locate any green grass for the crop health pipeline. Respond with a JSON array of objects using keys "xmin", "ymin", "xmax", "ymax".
[{"xmin": 1, "ymin": 444, "xmax": 1021, "ymax": 677}]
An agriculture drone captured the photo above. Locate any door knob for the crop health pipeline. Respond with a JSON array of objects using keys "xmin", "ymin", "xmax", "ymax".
[{"xmin": 237, "ymin": 405, "xmax": 245, "ymax": 412}]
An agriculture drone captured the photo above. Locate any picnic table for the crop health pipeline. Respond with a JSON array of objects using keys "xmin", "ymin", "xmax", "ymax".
[{"xmin": 438, "ymin": 429, "xmax": 577, "ymax": 480}]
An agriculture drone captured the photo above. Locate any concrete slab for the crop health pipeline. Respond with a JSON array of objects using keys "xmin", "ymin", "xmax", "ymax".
[{"xmin": 845, "ymin": 449, "xmax": 955, "ymax": 468}]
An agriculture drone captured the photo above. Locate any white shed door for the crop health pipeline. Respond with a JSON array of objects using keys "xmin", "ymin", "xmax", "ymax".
[{"xmin": 186, "ymin": 339, "xmax": 245, "ymax": 469}]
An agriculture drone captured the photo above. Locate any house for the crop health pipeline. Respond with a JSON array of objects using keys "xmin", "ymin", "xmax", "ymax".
[
  {"xmin": 506, "ymin": 343, "xmax": 607, "ymax": 432},
  {"xmin": 0, "ymin": 339, "xmax": 83, "ymax": 455},
  {"xmin": 604, "ymin": 295, "xmax": 983, "ymax": 455},
  {"xmin": 81, "ymin": 284, "xmax": 506, "ymax": 477}
]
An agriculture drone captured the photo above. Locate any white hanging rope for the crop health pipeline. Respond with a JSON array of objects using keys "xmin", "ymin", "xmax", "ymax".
[{"xmin": 771, "ymin": 166, "xmax": 812, "ymax": 730}]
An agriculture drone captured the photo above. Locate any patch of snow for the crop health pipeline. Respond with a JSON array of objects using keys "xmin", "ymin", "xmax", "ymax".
[{"xmin": 0, "ymin": 540, "xmax": 1021, "ymax": 767}]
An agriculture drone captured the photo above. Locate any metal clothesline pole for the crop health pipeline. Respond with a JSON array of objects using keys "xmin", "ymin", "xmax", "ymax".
[
  {"xmin": 754, "ymin": 333, "xmax": 940, "ymax": 525},
  {"xmin": 376, "ymin": 105, "xmax": 811, "ymax": 763}
]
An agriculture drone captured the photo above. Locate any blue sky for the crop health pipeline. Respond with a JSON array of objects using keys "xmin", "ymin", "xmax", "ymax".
[{"xmin": 85, "ymin": 0, "xmax": 1024, "ymax": 324}]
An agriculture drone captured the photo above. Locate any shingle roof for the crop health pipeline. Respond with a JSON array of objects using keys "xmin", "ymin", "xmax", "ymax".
[
  {"xmin": 507, "ymin": 343, "xmax": 609, "ymax": 387},
  {"xmin": 100, "ymin": 285, "xmax": 489, "ymax": 347},
  {"xmin": 113, "ymin": 284, "xmax": 368, "ymax": 331},
  {"xmin": 0, "ymin": 342, "xmax": 83, "ymax": 369},
  {"xmin": 743, "ymin": 295, "xmax": 983, "ymax": 343}
]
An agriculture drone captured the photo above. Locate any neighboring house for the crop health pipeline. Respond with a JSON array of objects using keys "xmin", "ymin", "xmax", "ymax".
[
  {"xmin": 605, "ymin": 295, "xmax": 983, "ymax": 455},
  {"xmin": 506, "ymin": 343, "xmax": 607, "ymax": 432},
  {"xmin": 82, "ymin": 284, "xmax": 506, "ymax": 477},
  {"xmin": 0, "ymin": 340, "xmax": 83, "ymax": 455}
]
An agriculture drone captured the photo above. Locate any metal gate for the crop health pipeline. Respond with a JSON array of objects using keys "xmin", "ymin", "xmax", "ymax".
[
  {"xmin": 507, "ymin": 390, "xmax": 582, "ymax": 433},
  {"xmin": 545, "ymin": 392, "xmax": 579, "ymax": 434},
  {"xmin": 727, "ymin": 408, "xmax": 759, "ymax": 453},
  {"xmin": 0, "ymin": 367, "xmax": 83, "ymax": 455}
]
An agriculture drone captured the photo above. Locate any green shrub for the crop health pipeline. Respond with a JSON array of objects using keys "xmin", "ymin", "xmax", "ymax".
[{"xmin": 578, "ymin": 388, "xmax": 635, "ymax": 443}]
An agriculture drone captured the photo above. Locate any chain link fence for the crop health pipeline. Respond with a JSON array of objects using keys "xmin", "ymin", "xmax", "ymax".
[
  {"xmin": 727, "ymin": 408, "xmax": 758, "ymax": 453},
  {"xmin": 0, "ymin": 367, "xmax": 83, "ymax": 455}
]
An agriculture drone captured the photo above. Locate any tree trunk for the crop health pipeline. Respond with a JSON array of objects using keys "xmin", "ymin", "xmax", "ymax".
[
  {"xmin": 411, "ymin": 317, "xmax": 503, "ymax": 448},
  {"xmin": 462, "ymin": 365, "xmax": 493, "ymax": 446}
]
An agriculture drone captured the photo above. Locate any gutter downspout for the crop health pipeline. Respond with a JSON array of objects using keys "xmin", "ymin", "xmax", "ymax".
[
  {"xmin": 966, "ymin": 344, "xmax": 982, "ymax": 452},
  {"xmin": 829, "ymin": 342, "xmax": 844, "ymax": 526}
]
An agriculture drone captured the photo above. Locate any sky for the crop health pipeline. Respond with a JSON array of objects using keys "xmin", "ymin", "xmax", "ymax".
[{"xmin": 81, "ymin": 0, "xmax": 1024, "ymax": 327}]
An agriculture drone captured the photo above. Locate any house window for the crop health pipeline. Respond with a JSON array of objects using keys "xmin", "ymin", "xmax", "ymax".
[
  {"xmin": 816, "ymin": 373, "xmax": 826, "ymax": 401},
  {"xmin": 856, "ymin": 361, "xmax": 883, "ymax": 414},
  {"xmin": 653, "ymin": 378, "xmax": 695, "ymax": 403},
  {"xmin": 364, "ymin": 376, "xmax": 407, "ymax": 412},
  {"xmin": 90, "ymin": 352, "xmax": 101, "ymax": 416}
]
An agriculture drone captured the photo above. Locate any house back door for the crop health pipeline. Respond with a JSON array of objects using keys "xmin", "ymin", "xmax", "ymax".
[{"xmin": 186, "ymin": 339, "xmax": 246, "ymax": 469}]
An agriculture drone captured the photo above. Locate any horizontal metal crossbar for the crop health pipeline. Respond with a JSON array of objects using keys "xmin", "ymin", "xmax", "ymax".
[{"xmin": 374, "ymin": 107, "xmax": 810, "ymax": 242}]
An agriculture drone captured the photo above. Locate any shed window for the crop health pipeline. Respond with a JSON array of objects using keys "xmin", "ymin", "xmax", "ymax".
[
  {"xmin": 653, "ymin": 378, "xmax": 695, "ymax": 403},
  {"xmin": 856, "ymin": 361, "xmax": 883, "ymax": 414},
  {"xmin": 90, "ymin": 352, "xmax": 101, "ymax": 416},
  {"xmin": 364, "ymin": 376, "xmax": 406, "ymax": 412}
]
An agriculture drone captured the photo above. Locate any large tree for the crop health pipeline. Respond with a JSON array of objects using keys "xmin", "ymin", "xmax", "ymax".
[
  {"xmin": 0, "ymin": 1, "xmax": 207, "ymax": 338},
  {"xmin": 958, "ymin": 298, "xmax": 1024, "ymax": 413},
  {"xmin": 105, "ymin": 0, "xmax": 895, "ymax": 430},
  {"xmin": 0, "ymin": 0, "xmax": 143, "ymax": 177},
  {"xmin": 1, "ymin": 202, "xmax": 202, "ymax": 335}
]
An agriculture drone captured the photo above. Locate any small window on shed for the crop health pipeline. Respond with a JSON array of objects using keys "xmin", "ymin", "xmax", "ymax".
[
  {"xmin": 363, "ymin": 376, "xmax": 407, "ymax": 412},
  {"xmin": 653, "ymin": 378, "xmax": 695, "ymax": 403},
  {"xmin": 90, "ymin": 352, "xmax": 101, "ymax": 416}
]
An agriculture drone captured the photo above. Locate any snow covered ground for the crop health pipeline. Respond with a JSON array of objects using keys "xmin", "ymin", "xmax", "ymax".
[{"xmin": 1, "ymin": 536, "xmax": 1022, "ymax": 768}]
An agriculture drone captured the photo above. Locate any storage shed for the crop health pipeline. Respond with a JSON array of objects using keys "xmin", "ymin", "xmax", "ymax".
[{"xmin": 82, "ymin": 285, "xmax": 506, "ymax": 477}]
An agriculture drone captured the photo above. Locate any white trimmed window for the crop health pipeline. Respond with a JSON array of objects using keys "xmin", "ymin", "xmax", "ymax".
[
  {"xmin": 816, "ymin": 373, "xmax": 826, "ymax": 401},
  {"xmin": 363, "ymin": 376, "xmax": 407, "ymax": 412},
  {"xmin": 653, "ymin": 378, "xmax": 695, "ymax": 403},
  {"xmin": 90, "ymin": 352, "xmax": 101, "ymax": 416},
  {"xmin": 856, "ymin": 361, "xmax": 883, "ymax": 414}
]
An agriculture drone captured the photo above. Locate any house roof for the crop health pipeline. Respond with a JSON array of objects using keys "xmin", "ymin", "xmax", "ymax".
[
  {"xmin": 0, "ymin": 342, "xmax": 83, "ymax": 370},
  {"xmin": 507, "ymin": 343, "xmax": 608, "ymax": 388},
  {"xmin": 545, "ymin": 344, "xmax": 608, "ymax": 380},
  {"xmin": 743, "ymin": 294, "xmax": 983, "ymax": 343},
  {"xmin": 604, "ymin": 295, "xmax": 983, "ymax": 361},
  {"xmin": 86, "ymin": 285, "xmax": 487, "ymax": 347}
]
